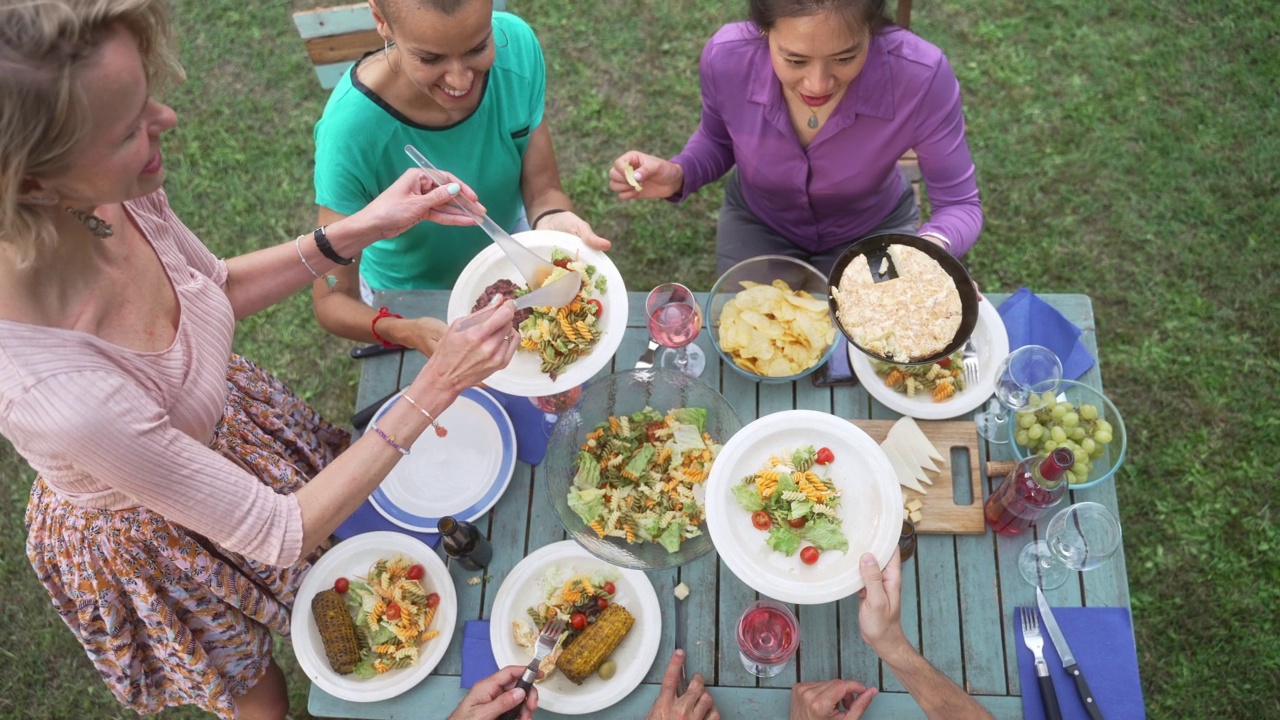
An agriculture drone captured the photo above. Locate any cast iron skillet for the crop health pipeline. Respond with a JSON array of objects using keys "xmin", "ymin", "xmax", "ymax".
[{"xmin": 827, "ymin": 233, "xmax": 979, "ymax": 366}]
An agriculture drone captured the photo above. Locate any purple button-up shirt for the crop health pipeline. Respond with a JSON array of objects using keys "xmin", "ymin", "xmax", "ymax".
[{"xmin": 671, "ymin": 23, "xmax": 983, "ymax": 256}]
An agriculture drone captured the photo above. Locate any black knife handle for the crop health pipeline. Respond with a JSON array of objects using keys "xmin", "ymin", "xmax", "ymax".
[
  {"xmin": 1037, "ymin": 673, "xmax": 1063, "ymax": 720},
  {"xmin": 495, "ymin": 661, "xmax": 539, "ymax": 720},
  {"xmin": 1066, "ymin": 663, "xmax": 1105, "ymax": 720},
  {"xmin": 349, "ymin": 343, "xmax": 404, "ymax": 359}
]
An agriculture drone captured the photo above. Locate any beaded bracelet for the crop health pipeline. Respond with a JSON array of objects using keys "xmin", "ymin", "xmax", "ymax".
[
  {"xmin": 402, "ymin": 392, "xmax": 448, "ymax": 438},
  {"xmin": 368, "ymin": 422, "xmax": 409, "ymax": 455},
  {"xmin": 371, "ymin": 306, "xmax": 405, "ymax": 348}
]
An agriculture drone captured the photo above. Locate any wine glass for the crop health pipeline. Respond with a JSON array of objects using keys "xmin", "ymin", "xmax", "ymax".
[
  {"xmin": 1018, "ymin": 502, "xmax": 1122, "ymax": 589},
  {"xmin": 529, "ymin": 384, "xmax": 584, "ymax": 439},
  {"xmin": 975, "ymin": 344, "xmax": 1062, "ymax": 443},
  {"xmin": 645, "ymin": 283, "xmax": 706, "ymax": 377},
  {"xmin": 736, "ymin": 599, "xmax": 799, "ymax": 677}
]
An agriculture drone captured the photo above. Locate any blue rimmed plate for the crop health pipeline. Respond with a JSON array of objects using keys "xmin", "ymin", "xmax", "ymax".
[{"xmin": 369, "ymin": 387, "xmax": 516, "ymax": 532}]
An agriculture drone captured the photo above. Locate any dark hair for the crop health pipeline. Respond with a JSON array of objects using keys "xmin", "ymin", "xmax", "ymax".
[
  {"xmin": 748, "ymin": 0, "xmax": 892, "ymax": 36},
  {"xmin": 376, "ymin": 0, "xmax": 485, "ymax": 26}
]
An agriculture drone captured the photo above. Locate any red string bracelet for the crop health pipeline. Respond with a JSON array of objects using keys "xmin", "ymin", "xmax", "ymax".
[{"xmin": 371, "ymin": 306, "xmax": 405, "ymax": 348}]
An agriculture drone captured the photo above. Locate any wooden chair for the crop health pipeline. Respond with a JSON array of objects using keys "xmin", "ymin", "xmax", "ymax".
[
  {"xmin": 893, "ymin": 0, "xmax": 924, "ymax": 209},
  {"xmin": 293, "ymin": 0, "xmax": 508, "ymax": 89}
]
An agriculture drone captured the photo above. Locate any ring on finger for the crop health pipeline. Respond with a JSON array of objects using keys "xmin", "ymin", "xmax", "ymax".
[{"xmin": 503, "ymin": 333, "xmax": 513, "ymax": 343}]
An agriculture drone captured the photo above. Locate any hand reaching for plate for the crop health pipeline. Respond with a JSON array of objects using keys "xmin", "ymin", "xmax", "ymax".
[
  {"xmin": 447, "ymin": 665, "xmax": 539, "ymax": 720},
  {"xmin": 645, "ymin": 649, "xmax": 720, "ymax": 720}
]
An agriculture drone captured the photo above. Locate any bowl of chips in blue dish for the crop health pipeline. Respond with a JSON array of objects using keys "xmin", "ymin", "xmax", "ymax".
[
  {"xmin": 544, "ymin": 369, "xmax": 743, "ymax": 570},
  {"xmin": 706, "ymin": 255, "xmax": 839, "ymax": 383}
]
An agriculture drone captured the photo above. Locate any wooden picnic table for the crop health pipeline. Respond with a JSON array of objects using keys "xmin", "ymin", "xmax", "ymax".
[{"xmin": 308, "ymin": 290, "xmax": 1131, "ymax": 719}]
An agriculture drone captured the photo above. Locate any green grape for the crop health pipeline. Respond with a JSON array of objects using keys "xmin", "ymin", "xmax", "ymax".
[
  {"xmin": 1028, "ymin": 424, "xmax": 1045, "ymax": 440},
  {"xmin": 1096, "ymin": 419, "xmax": 1113, "ymax": 435},
  {"xmin": 1062, "ymin": 411, "xmax": 1080, "ymax": 427},
  {"xmin": 1016, "ymin": 430, "xmax": 1031, "ymax": 446},
  {"xmin": 1095, "ymin": 429, "xmax": 1113, "ymax": 445},
  {"xmin": 1079, "ymin": 403, "xmax": 1098, "ymax": 420},
  {"xmin": 1043, "ymin": 440, "xmax": 1058, "ymax": 451},
  {"xmin": 1018, "ymin": 413, "xmax": 1037, "ymax": 429},
  {"xmin": 1090, "ymin": 446, "xmax": 1105, "ymax": 460},
  {"xmin": 1070, "ymin": 426, "xmax": 1086, "ymax": 441},
  {"xmin": 1050, "ymin": 426, "xmax": 1067, "ymax": 443},
  {"xmin": 1081, "ymin": 438, "xmax": 1097, "ymax": 455},
  {"xmin": 1050, "ymin": 404, "xmax": 1068, "ymax": 420}
]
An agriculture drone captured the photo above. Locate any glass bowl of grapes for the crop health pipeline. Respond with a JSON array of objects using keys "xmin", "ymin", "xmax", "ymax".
[
  {"xmin": 1007, "ymin": 379, "xmax": 1127, "ymax": 489},
  {"xmin": 544, "ymin": 368, "xmax": 743, "ymax": 569},
  {"xmin": 705, "ymin": 255, "xmax": 838, "ymax": 383}
]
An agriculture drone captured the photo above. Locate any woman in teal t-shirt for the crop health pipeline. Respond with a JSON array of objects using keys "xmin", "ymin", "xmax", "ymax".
[{"xmin": 311, "ymin": 0, "xmax": 609, "ymax": 356}]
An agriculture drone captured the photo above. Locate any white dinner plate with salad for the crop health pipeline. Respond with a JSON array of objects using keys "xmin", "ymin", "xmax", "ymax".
[
  {"xmin": 368, "ymin": 387, "xmax": 516, "ymax": 533},
  {"xmin": 851, "ymin": 297, "xmax": 1010, "ymax": 420},
  {"xmin": 489, "ymin": 540, "xmax": 661, "ymax": 714},
  {"xmin": 704, "ymin": 410, "xmax": 903, "ymax": 604},
  {"xmin": 447, "ymin": 230, "xmax": 628, "ymax": 397},
  {"xmin": 291, "ymin": 532, "xmax": 456, "ymax": 703}
]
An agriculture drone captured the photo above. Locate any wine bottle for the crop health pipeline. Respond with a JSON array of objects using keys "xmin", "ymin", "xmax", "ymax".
[
  {"xmin": 983, "ymin": 447, "xmax": 1074, "ymax": 537},
  {"xmin": 438, "ymin": 516, "xmax": 492, "ymax": 570}
]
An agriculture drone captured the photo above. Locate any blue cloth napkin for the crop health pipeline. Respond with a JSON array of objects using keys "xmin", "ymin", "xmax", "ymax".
[
  {"xmin": 332, "ymin": 502, "xmax": 443, "ymax": 546},
  {"xmin": 997, "ymin": 287, "xmax": 1095, "ymax": 380},
  {"xmin": 487, "ymin": 388, "xmax": 551, "ymax": 466},
  {"xmin": 1016, "ymin": 606, "xmax": 1146, "ymax": 720},
  {"xmin": 461, "ymin": 620, "xmax": 500, "ymax": 689}
]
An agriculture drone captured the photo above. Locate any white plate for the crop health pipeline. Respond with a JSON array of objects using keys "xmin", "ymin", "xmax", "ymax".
[
  {"xmin": 291, "ymin": 532, "xmax": 456, "ymax": 703},
  {"xmin": 705, "ymin": 410, "xmax": 903, "ymax": 604},
  {"xmin": 447, "ymin": 230, "xmax": 628, "ymax": 397},
  {"xmin": 851, "ymin": 298, "xmax": 1010, "ymax": 420},
  {"xmin": 489, "ymin": 541, "xmax": 661, "ymax": 714},
  {"xmin": 368, "ymin": 387, "xmax": 516, "ymax": 532}
]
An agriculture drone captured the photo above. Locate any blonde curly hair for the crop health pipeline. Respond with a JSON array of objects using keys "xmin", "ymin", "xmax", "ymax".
[{"xmin": 0, "ymin": 0, "xmax": 183, "ymax": 267}]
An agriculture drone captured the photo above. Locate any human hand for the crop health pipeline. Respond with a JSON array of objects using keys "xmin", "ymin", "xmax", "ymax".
[
  {"xmin": 393, "ymin": 316, "xmax": 448, "ymax": 357},
  {"xmin": 857, "ymin": 550, "xmax": 910, "ymax": 660},
  {"xmin": 535, "ymin": 210, "xmax": 612, "ymax": 251},
  {"xmin": 609, "ymin": 151, "xmax": 684, "ymax": 201},
  {"xmin": 790, "ymin": 678, "xmax": 878, "ymax": 720},
  {"xmin": 645, "ymin": 649, "xmax": 720, "ymax": 720},
  {"xmin": 446, "ymin": 665, "xmax": 539, "ymax": 720},
  {"xmin": 417, "ymin": 299, "xmax": 519, "ymax": 395},
  {"xmin": 357, "ymin": 168, "xmax": 485, "ymax": 241}
]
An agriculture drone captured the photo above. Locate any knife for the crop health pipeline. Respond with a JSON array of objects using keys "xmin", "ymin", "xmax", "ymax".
[{"xmin": 1037, "ymin": 588, "xmax": 1105, "ymax": 720}]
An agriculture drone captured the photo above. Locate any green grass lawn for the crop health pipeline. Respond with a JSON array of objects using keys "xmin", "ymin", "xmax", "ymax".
[{"xmin": 1, "ymin": 0, "xmax": 1277, "ymax": 717}]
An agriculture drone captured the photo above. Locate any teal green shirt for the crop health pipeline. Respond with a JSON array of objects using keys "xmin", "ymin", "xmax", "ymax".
[{"xmin": 313, "ymin": 12, "xmax": 545, "ymax": 290}]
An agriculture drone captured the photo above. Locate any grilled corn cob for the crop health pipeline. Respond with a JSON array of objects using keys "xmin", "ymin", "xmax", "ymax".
[
  {"xmin": 558, "ymin": 604, "xmax": 634, "ymax": 684},
  {"xmin": 312, "ymin": 589, "xmax": 361, "ymax": 674}
]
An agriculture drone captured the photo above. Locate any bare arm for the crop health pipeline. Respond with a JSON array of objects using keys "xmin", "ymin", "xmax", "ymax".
[
  {"xmin": 858, "ymin": 552, "xmax": 994, "ymax": 720},
  {"xmin": 222, "ymin": 169, "xmax": 479, "ymax": 320},
  {"xmin": 519, "ymin": 123, "xmax": 610, "ymax": 250},
  {"xmin": 308, "ymin": 206, "xmax": 448, "ymax": 356}
]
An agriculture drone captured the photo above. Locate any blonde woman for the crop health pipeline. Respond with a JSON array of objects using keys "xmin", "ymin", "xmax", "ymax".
[{"xmin": 0, "ymin": 1, "xmax": 517, "ymax": 717}]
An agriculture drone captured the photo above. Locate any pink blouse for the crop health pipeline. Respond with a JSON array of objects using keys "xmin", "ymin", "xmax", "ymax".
[{"xmin": 0, "ymin": 190, "xmax": 305, "ymax": 566}]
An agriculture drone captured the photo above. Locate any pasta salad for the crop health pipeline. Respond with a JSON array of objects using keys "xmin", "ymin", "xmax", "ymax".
[
  {"xmin": 341, "ymin": 556, "xmax": 441, "ymax": 678},
  {"xmin": 516, "ymin": 248, "xmax": 608, "ymax": 380},
  {"xmin": 870, "ymin": 350, "xmax": 966, "ymax": 402},
  {"xmin": 568, "ymin": 407, "xmax": 721, "ymax": 554},
  {"xmin": 732, "ymin": 445, "xmax": 849, "ymax": 564}
]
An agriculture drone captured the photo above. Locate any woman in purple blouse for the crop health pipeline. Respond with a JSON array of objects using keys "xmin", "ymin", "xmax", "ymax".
[{"xmin": 608, "ymin": 0, "xmax": 982, "ymax": 276}]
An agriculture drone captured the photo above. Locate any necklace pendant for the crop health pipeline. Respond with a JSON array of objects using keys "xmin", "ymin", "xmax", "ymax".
[{"xmin": 807, "ymin": 114, "xmax": 819, "ymax": 130}]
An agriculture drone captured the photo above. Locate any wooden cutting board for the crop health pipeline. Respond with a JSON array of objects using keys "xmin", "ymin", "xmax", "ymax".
[{"xmin": 848, "ymin": 419, "xmax": 985, "ymax": 534}]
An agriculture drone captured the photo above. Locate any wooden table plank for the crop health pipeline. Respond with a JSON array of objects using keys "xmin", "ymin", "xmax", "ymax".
[{"xmin": 309, "ymin": 290, "xmax": 1131, "ymax": 719}]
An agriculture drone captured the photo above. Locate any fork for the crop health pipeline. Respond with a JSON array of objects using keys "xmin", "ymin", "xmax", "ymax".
[
  {"xmin": 498, "ymin": 618, "xmax": 564, "ymax": 720},
  {"xmin": 962, "ymin": 337, "xmax": 980, "ymax": 388},
  {"xmin": 1020, "ymin": 607, "xmax": 1063, "ymax": 720}
]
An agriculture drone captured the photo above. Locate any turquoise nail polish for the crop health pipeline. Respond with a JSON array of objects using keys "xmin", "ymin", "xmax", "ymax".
[{"xmin": 446, "ymin": 183, "xmax": 460, "ymax": 195}]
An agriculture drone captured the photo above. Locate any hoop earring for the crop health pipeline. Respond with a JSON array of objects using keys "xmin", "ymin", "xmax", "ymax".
[
  {"xmin": 494, "ymin": 25, "xmax": 509, "ymax": 48},
  {"xmin": 383, "ymin": 39, "xmax": 401, "ymax": 73}
]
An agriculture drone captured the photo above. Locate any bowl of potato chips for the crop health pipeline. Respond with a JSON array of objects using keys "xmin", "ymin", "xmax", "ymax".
[{"xmin": 706, "ymin": 256, "xmax": 839, "ymax": 382}]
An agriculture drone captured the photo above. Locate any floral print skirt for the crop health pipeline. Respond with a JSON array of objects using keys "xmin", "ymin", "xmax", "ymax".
[{"xmin": 24, "ymin": 354, "xmax": 350, "ymax": 718}]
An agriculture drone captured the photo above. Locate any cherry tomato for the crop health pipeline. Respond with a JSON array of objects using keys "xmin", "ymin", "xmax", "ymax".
[
  {"xmin": 603, "ymin": 581, "xmax": 616, "ymax": 596},
  {"xmin": 406, "ymin": 564, "xmax": 425, "ymax": 580},
  {"xmin": 597, "ymin": 597, "xmax": 610, "ymax": 610},
  {"xmin": 937, "ymin": 357, "xmax": 951, "ymax": 368},
  {"xmin": 385, "ymin": 602, "xmax": 402, "ymax": 621},
  {"xmin": 571, "ymin": 612, "xmax": 587, "ymax": 631},
  {"xmin": 800, "ymin": 546, "xmax": 820, "ymax": 565},
  {"xmin": 586, "ymin": 298, "xmax": 603, "ymax": 316},
  {"xmin": 425, "ymin": 593, "xmax": 441, "ymax": 609},
  {"xmin": 788, "ymin": 516, "xmax": 807, "ymax": 529},
  {"xmin": 751, "ymin": 511, "xmax": 772, "ymax": 531},
  {"xmin": 553, "ymin": 257, "xmax": 571, "ymax": 269},
  {"xmin": 333, "ymin": 577, "xmax": 350, "ymax": 594},
  {"xmin": 815, "ymin": 447, "xmax": 835, "ymax": 465}
]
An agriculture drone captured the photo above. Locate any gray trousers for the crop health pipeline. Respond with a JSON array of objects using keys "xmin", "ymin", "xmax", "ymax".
[{"xmin": 715, "ymin": 171, "xmax": 921, "ymax": 278}]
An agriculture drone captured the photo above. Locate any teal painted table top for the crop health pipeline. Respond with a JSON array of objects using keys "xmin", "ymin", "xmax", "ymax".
[{"xmin": 310, "ymin": 291, "xmax": 1130, "ymax": 720}]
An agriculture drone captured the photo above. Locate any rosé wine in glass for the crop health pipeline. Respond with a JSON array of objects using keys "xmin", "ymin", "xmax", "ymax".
[
  {"xmin": 645, "ymin": 283, "xmax": 706, "ymax": 377},
  {"xmin": 736, "ymin": 600, "xmax": 799, "ymax": 677}
]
